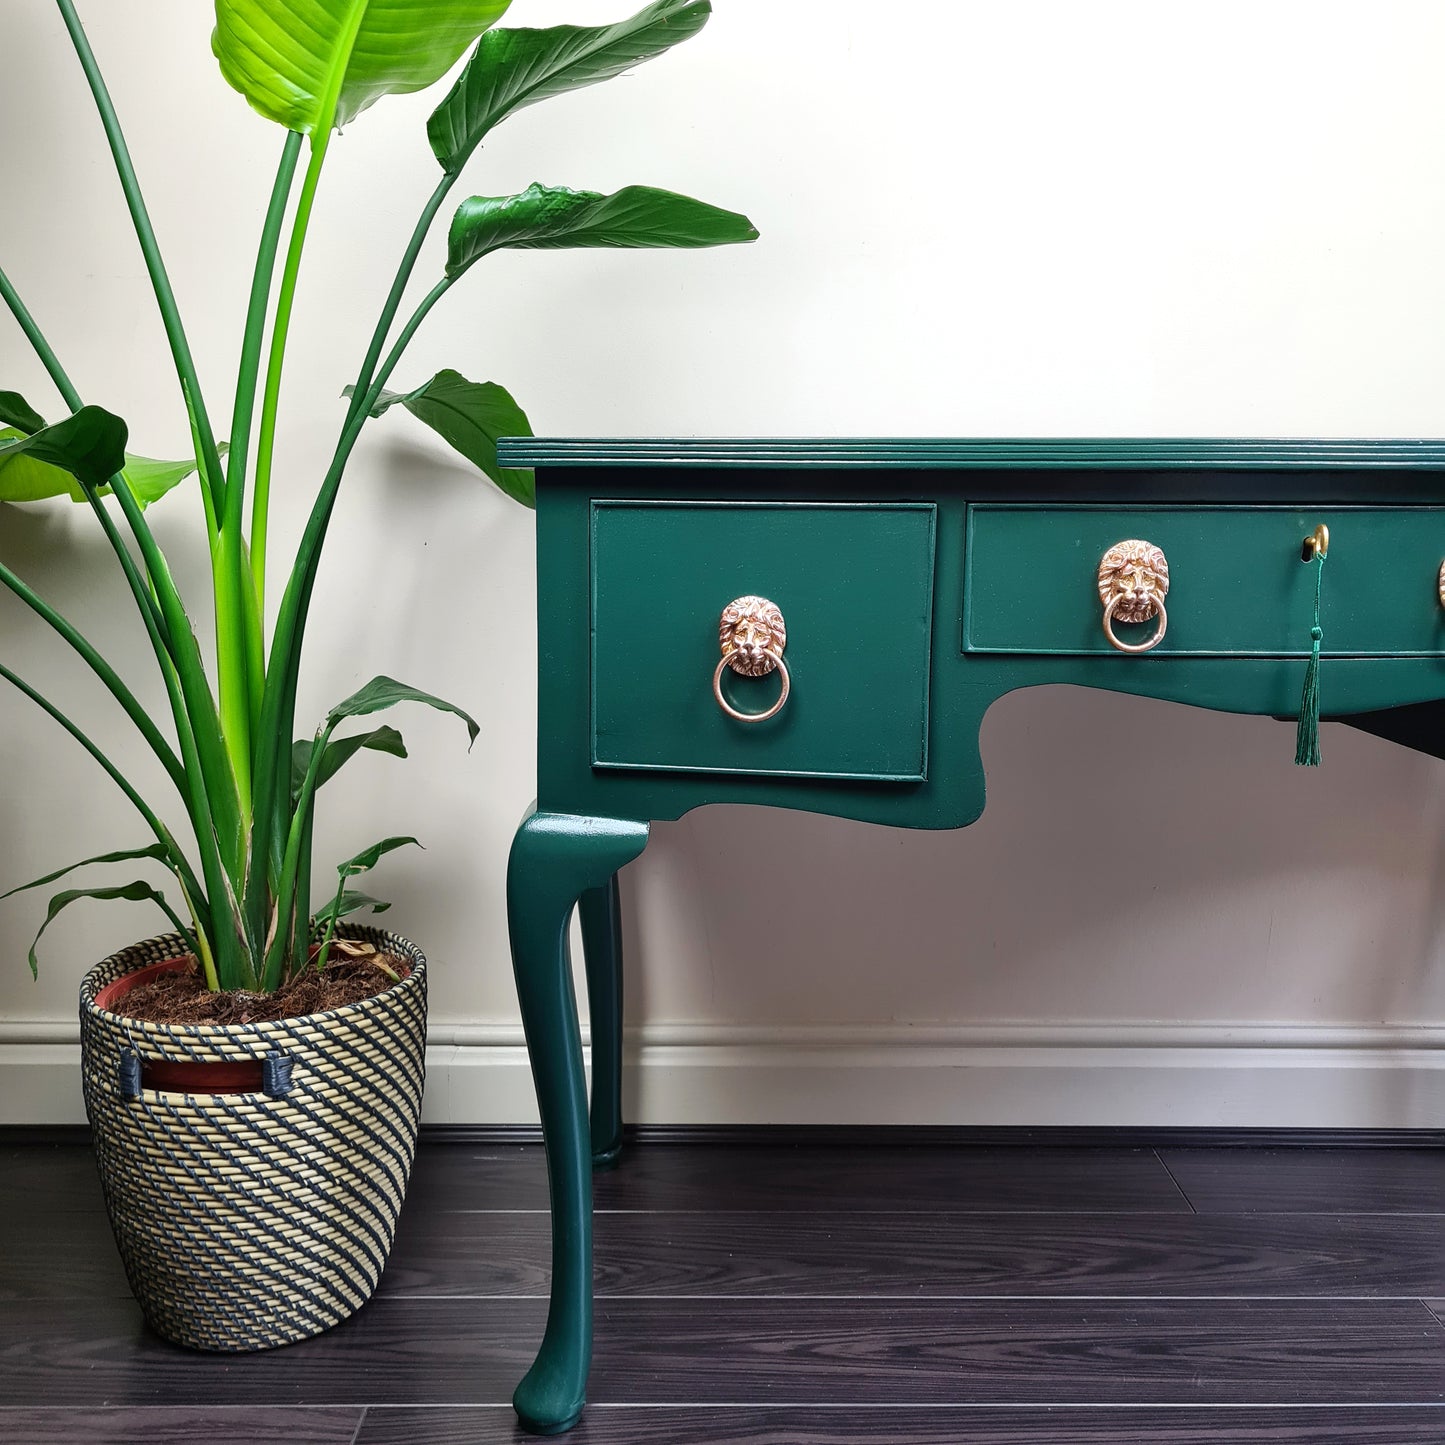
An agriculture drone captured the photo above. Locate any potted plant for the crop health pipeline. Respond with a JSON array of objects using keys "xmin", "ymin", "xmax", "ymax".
[{"xmin": 1, "ymin": 0, "xmax": 755, "ymax": 1351}]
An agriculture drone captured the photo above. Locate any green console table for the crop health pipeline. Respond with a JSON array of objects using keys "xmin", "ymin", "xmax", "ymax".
[{"xmin": 494, "ymin": 436, "xmax": 1445, "ymax": 1434}]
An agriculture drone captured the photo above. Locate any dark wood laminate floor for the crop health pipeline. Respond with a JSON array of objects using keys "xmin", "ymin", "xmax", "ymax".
[{"xmin": 3, "ymin": 1138, "xmax": 1445, "ymax": 1443}]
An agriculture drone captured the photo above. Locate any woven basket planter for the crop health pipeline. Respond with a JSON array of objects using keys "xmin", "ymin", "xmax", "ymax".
[{"xmin": 78, "ymin": 926, "xmax": 426, "ymax": 1352}]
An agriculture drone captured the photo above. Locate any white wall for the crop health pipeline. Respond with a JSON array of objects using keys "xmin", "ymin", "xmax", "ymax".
[{"xmin": 6, "ymin": 0, "xmax": 1445, "ymax": 1126}]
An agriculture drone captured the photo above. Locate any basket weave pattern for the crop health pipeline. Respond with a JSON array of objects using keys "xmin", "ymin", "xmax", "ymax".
[{"xmin": 79, "ymin": 927, "xmax": 426, "ymax": 1351}]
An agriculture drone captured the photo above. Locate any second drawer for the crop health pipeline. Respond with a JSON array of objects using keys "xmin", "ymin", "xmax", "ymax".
[{"xmin": 964, "ymin": 504, "xmax": 1445, "ymax": 657}]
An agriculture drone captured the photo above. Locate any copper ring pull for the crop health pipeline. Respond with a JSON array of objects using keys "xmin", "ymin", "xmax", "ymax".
[
  {"xmin": 714, "ymin": 595, "xmax": 790, "ymax": 723},
  {"xmin": 1101, "ymin": 590, "xmax": 1168, "ymax": 653},
  {"xmin": 1097, "ymin": 539, "xmax": 1170, "ymax": 654}
]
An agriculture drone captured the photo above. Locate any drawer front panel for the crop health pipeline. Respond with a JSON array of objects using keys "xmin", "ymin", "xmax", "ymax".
[
  {"xmin": 592, "ymin": 501, "xmax": 936, "ymax": 780},
  {"xmin": 965, "ymin": 504, "xmax": 1445, "ymax": 657}
]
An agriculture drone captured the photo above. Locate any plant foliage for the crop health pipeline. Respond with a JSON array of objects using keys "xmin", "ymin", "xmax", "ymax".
[{"xmin": 2, "ymin": 0, "xmax": 755, "ymax": 992}]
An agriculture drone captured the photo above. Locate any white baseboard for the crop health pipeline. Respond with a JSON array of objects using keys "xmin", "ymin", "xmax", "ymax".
[{"xmin": 7, "ymin": 1021, "xmax": 1445, "ymax": 1128}]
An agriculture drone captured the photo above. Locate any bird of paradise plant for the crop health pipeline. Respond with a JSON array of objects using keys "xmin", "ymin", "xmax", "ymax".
[{"xmin": 0, "ymin": 0, "xmax": 756, "ymax": 994}]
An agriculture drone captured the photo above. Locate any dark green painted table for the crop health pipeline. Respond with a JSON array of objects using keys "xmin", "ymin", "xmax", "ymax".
[{"xmin": 493, "ymin": 437, "xmax": 1445, "ymax": 1434}]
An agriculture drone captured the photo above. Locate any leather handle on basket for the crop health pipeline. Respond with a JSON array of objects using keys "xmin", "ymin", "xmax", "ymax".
[{"xmin": 117, "ymin": 1048, "xmax": 295, "ymax": 1099}]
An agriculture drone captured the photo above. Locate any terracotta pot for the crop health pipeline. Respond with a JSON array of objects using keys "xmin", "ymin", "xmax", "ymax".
[
  {"xmin": 93, "ymin": 958, "xmax": 265, "ymax": 1093},
  {"xmin": 79, "ymin": 927, "xmax": 427, "ymax": 1351}
]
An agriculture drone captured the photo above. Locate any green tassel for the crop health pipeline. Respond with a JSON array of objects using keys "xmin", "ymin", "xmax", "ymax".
[{"xmin": 1294, "ymin": 549, "xmax": 1325, "ymax": 766}]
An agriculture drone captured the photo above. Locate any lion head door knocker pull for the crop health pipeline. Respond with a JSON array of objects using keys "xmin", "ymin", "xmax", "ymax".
[
  {"xmin": 1097, "ymin": 539, "xmax": 1170, "ymax": 654},
  {"xmin": 713, "ymin": 595, "xmax": 790, "ymax": 723}
]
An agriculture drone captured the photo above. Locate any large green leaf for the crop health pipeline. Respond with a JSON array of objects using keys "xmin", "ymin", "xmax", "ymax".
[
  {"xmin": 364, "ymin": 369, "xmax": 534, "ymax": 506},
  {"xmin": 314, "ymin": 888, "xmax": 393, "ymax": 927},
  {"xmin": 121, "ymin": 450, "xmax": 227, "ymax": 508},
  {"xmin": 0, "ymin": 391, "xmax": 47, "ymax": 433},
  {"xmin": 0, "ymin": 434, "xmax": 224, "ymax": 509},
  {"xmin": 327, "ymin": 675, "xmax": 480, "ymax": 748},
  {"xmin": 447, "ymin": 183, "xmax": 758, "ymax": 279},
  {"xmin": 309, "ymin": 837, "xmax": 417, "ymax": 972},
  {"xmin": 428, "ymin": 0, "xmax": 710, "ymax": 175},
  {"xmin": 26, "ymin": 880, "xmax": 185, "ymax": 978},
  {"xmin": 213, "ymin": 0, "xmax": 513, "ymax": 137},
  {"xmin": 0, "ymin": 428, "xmax": 84, "ymax": 503},
  {"xmin": 0, "ymin": 406, "xmax": 128, "ymax": 494},
  {"xmin": 336, "ymin": 835, "xmax": 421, "ymax": 878},
  {"xmin": 0, "ymin": 844, "xmax": 173, "ymax": 903},
  {"xmin": 290, "ymin": 724, "xmax": 408, "ymax": 796}
]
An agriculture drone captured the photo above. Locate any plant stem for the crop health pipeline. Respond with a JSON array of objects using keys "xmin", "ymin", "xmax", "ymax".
[
  {"xmin": 249, "ymin": 130, "xmax": 334, "ymax": 617},
  {"xmin": 105, "ymin": 474, "xmax": 242, "ymax": 861},
  {"xmin": 211, "ymin": 527, "xmax": 253, "ymax": 817},
  {"xmin": 0, "ymin": 662, "xmax": 204, "ymax": 909},
  {"xmin": 247, "ymin": 277, "xmax": 454, "ymax": 939},
  {"xmin": 0, "ymin": 562, "xmax": 186, "ymax": 795},
  {"xmin": 223, "ymin": 130, "xmax": 303, "ymax": 757},
  {"xmin": 246, "ymin": 0, "xmax": 373, "ymax": 614},
  {"xmin": 54, "ymin": 0, "xmax": 225, "ymax": 537},
  {"xmin": 151, "ymin": 896, "xmax": 199, "ymax": 959},
  {"xmin": 97, "ymin": 473, "xmax": 249, "ymax": 991},
  {"xmin": 343, "ymin": 173, "xmax": 455, "ymax": 428},
  {"xmin": 291, "ymin": 797, "xmax": 315, "ymax": 976},
  {"xmin": 0, "ymin": 264, "xmax": 79, "ymax": 408},
  {"xmin": 0, "ymin": 502, "xmax": 217, "ymax": 966},
  {"xmin": 314, "ymin": 868, "xmax": 347, "ymax": 973},
  {"xmin": 241, "ymin": 550, "xmax": 265, "ymax": 734},
  {"xmin": 2, "ymin": 276, "xmax": 230, "ymax": 881},
  {"xmin": 2, "ymin": 140, "xmax": 246, "ymax": 988},
  {"xmin": 244, "ymin": 160, "xmax": 456, "ymax": 948},
  {"xmin": 104, "ymin": 472, "xmax": 250, "ymax": 980},
  {"xmin": 0, "ymin": 267, "xmax": 232, "ymax": 949},
  {"xmin": 1, "ymin": 263, "xmax": 171, "ymax": 643},
  {"xmin": 261, "ymin": 724, "xmax": 332, "ymax": 991},
  {"xmin": 225, "ymin": 131, "xmax": 304, "ymax": 508},
  {"xmin": 176, "ymin": 874, "xmax": 219, "ymax": 990}
]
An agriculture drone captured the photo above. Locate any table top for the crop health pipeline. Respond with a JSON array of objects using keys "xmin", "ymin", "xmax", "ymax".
[{"xmin": 498, "ymin": 437, "xmax": 1445, "ymax": 471}]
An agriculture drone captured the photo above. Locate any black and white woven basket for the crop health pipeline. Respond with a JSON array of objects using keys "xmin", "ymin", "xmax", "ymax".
[{"xmin": 79, "ymin": 927, "xmax": 426, "ymax": 1352}]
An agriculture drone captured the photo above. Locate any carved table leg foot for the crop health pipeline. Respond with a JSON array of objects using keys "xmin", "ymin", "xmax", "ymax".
[
  {"xmin": 579, "ymin": 874, "xmax": 625, "ymax": 1169},
  {"xmin": 508, "ymin": 809, "xmax": 649, "ymax": 1436}
]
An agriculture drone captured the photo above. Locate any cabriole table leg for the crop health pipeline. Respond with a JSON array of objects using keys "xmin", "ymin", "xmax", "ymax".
[
  {"xmin": 579, "ymin": 874, "xmax": 626, "ymax": 1169},
  {"xmin": 507, "ymin": 809, "xmax": 650, "ymax": 1435}
]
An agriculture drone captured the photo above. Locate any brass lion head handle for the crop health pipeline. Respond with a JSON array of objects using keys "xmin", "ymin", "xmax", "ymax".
[
  {"xmin": 714, "ymin": 595, "xmax": 790, "ymax": 722},
  {"xmin": 1097, "ymin": 539, "xmax": 1169, "ymax": 653}
]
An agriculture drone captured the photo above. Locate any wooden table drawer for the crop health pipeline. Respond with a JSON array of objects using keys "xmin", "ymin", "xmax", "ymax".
[
  {"xmin": 591, "ymin": 500, "xmax": 936, "ymax": 781},
  {"xmin": 964, "ymin": 504, "xmax": 1445, "ymax": 657}
]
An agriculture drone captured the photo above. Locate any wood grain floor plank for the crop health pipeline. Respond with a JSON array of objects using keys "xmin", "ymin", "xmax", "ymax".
[
  {"xmin": 378, "ymin": 1209, "xmax": 1445, "ymax": 1299},
  {"xmin": 9, "ymin": 1141, "xmax": 1445, "ymax": 1434},
  {"xmin": 14, "ymin": 1141, "xmax": 1442, "ymax": 1215},
  {"xmin": 0, "ymin": 1211, "xmax": 129, "ymax": 1299},
  {"xmin": 409, "ymin": 1143, "xmax": 1191, "ymax": 1214},
  {"xmin": 592, "ymin": 1143, "xmax": 1194, "ymax": 1213},
  {"xmin": 356, "ymin": 1403, "xmax": 1445, "ymax": 1444},
  {"xmin": 0, "ymin": 1145, "xmax": 104, "ymax": 1214},
  {"xmin": 0, "ymin": 1405, "xmax": 363, "ymax": 1445},
  {"xmin": 5, "ymin": 1297, "xmax": 1441, "ymax": 1407},
  {"xmin": 0, "ymin": 1296, "xmax": 536, "ymax": 1406},
  {"xmin": 21, "ymin": 1198, "xmax": 1441, "ymax": 1307},
  {"xmin": 1160, "ymin": 1149, "xmax": 1445, "ymax": 1214},
  {"xmin": 403, "ymin": 1141, "xmax": 549, "ymax": 1211},
  {"xmin": 581, "ymin": 1298, "xmax": 1445, "ymax": 1406},
  {"xmin": 1, "ymin": 1140, "xmax": 1191, "ymax": 1218}
]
